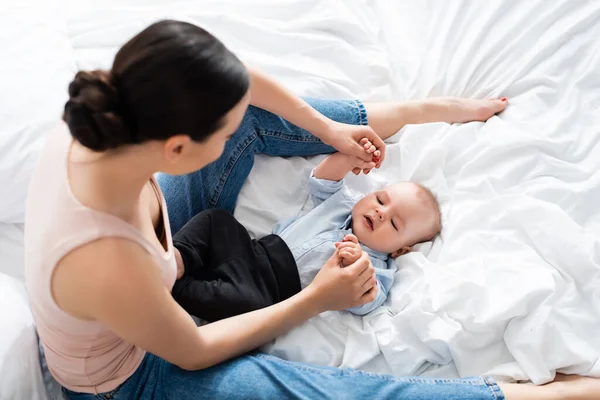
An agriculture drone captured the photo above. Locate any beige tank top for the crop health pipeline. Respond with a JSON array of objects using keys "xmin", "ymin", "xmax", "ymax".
[{"xmin": 24, "ymin": 122, "xmax": 177, "ymax": 394}]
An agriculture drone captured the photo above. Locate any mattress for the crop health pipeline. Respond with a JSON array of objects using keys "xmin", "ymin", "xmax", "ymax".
[{"xmin": 0, "ymin": 0, "xmax": 598, "ymax": 395}]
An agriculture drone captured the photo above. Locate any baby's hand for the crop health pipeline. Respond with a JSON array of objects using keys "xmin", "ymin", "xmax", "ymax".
[
  {"xmin": 335, "ymin": 234, "xmax": 362, "ymax": 267},
  {"xmin": 351, "ymin": 138, "xmax": 381, "ymax": 175}
]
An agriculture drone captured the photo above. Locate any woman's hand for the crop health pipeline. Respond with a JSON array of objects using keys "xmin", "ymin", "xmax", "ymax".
[
  {"xmin": 307, "ymin": 249, "xmax": 378, "ymax": 312},
  {"xmin": 347, "ymin": 138, "xmax": 381, "ymax": 175},
  {"xmin": 322, "ymin": 122, "xmax": 386, "ymax": 170}
]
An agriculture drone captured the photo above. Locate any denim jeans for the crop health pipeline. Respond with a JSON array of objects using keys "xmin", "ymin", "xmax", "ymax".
[
  {"xmin": 64, "ymin": 352, "xmax": 504, "ymax": 400},
  {"xmin": 63, "ymin": 99, "xmax": 505, "ymax": 399},
  {"xmin": 157, "ymin": 98, "xmax": 365, "ymax": 234}
]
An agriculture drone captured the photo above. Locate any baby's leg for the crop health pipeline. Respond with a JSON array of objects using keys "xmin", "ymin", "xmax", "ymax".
[
  {"xmin": 364, "ymin": 97, "xmax": 508, "ymax": 140},
  {"xmin": 172, "ymin": 209, "xmax": 300, "ymax": 321}
]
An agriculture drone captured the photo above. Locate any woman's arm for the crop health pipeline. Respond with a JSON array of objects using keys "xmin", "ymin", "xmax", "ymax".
[
  {"xmin": 246, "ymin": 66, "xmax": 333, "ymax": 140},
  {"xmin": 246, "ymin": 65, "xmax": 385, "ymax": 166},
  {"xmin": 53, "ymin": 237, "xmax": 376, "ymax": 371}
]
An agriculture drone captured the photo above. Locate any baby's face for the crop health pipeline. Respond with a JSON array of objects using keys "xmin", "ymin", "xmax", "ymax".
[{"xmin": 351, "ymin": 182, "xmax": 439, "ymax": 256}]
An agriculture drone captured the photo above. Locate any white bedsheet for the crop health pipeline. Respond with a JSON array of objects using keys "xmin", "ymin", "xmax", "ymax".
[
  {"xmin": 236, "ymin": 0, "xmax": 600, "ymax": 384},
  {"xmin": 1, "ymin": 0, "xmax": 598, "ymax": 393}
]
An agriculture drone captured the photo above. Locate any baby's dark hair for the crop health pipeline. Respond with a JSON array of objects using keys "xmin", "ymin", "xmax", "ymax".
[
  {"xmin": 63, "ymin": 20, "xmax": 249, "ymax": 151},
  {"xmin": 414, "ymin": 183, "xmax": 442, "ymax": 242}
]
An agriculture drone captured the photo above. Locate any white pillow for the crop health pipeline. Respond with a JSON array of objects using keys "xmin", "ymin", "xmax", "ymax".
[
  {"xmin": 0, "ymin": 223, "xmax": 25, "ymax": 281},
  {"xmin": 0, "ymin": 0, "xmax": 76, "ymax": 223},
  {"xmin": 0, "ymin": 273, "xmax": 48, "ymax": 400}
]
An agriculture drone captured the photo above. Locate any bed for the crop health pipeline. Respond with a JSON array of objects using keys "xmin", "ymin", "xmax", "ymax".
[{"xmin": 1, "ymin": 0, "xmax": 599, "ymax": 398}]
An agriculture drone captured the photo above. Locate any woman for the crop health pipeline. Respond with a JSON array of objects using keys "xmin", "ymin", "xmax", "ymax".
[{"xmin": 25, "ymin": 20, "xmax": 598, "ymax": 400}]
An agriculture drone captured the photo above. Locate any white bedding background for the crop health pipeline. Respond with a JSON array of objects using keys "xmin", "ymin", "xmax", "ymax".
[
  {"xmin": 1, "ymin": 0, "xmax": 599, "ymax": 395},
  {"xmin": 237, "ymin": 0, "xmax": 600, "ymax": 384}
]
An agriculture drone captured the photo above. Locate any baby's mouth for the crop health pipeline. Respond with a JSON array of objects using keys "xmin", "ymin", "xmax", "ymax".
[{"xmin": 364, "ymin": 215, "xmax": 374, "ymax": 231}]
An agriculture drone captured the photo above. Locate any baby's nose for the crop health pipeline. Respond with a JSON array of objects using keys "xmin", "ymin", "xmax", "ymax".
[{"xmin": 375, "ymin": 208, "xmax": 385, "ymax": 220}]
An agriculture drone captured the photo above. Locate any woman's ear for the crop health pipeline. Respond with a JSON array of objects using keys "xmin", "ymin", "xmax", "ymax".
[
  {"xmin": 163, "ymin": 134, "xmax": 191, "ymax": 162},
  {"xmin": 391, "ymin": 246, "xmax": 412, "ymax": 258}
]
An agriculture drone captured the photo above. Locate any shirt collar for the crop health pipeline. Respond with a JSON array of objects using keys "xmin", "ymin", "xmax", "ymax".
[
  {"xmin": 343, "ymin": 214, "xmax": 353, "ymax": 230},
  {"xmin": 362, "ymin": 244, "xmax": 389, "ymax": 261}
]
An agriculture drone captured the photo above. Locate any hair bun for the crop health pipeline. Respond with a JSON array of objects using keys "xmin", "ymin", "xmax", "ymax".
[{"xmin": 64, "ymin": 70, "xmax": 132, "ymax": 151}]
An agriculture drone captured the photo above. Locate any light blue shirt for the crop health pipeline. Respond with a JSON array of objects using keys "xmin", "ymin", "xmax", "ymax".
[{"xmin": 274, "ymin": 170, "xmax": 396, "ymax": 316}]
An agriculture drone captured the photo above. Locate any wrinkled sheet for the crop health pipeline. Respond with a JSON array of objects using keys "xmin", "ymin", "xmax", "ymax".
[
  {"xmin": 239, "ymin": 0, "xmax": 600, "ymax": 384},
  {"xmin": 1, "ymin": 0, "xmax": 599, "ymax": 389}
]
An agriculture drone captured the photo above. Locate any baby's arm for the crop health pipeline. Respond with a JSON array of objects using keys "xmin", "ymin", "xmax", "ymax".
[
  {"xmin": 337, "ymin": 235, "xmax": 391, "ymax": 316},
  {"xmin": 309, "ymin": 138, "xmax": 380, "ymax": 207},
  {"xmin": 314, "ymin": 139, "xmax": 381, "ymax": 182},
  {"xmin": 336, "ymin": 235, "xmax": 384, "ymax": 316}
]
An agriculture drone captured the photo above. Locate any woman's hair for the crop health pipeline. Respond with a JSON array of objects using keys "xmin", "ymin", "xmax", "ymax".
[{"xmin": 64, "ymin": 20, "xmax": 250, "ymax": 151}]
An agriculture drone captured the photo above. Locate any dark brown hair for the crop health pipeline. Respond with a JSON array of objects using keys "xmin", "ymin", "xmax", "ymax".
[{"xmin": 64, "ymin": 20, "xmax": 249, "ymax": 151}]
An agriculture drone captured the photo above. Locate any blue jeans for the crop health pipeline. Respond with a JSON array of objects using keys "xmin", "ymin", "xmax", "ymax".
[
  {"xmin": 64, "ymin": 99, "xmax": 505, "ymax": 399},
  {"xmin": 157, "ymin": 98, "xmax": 365, "ymax": 234},
  {"xmin": 64, "ymin": 353, "xmax": 504, "ymax": 400}
]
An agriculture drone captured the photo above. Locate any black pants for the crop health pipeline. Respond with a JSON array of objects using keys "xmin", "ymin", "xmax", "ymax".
[{"xmin": 172, "ymin": 209, "xmax": 301, "ymax": 322}]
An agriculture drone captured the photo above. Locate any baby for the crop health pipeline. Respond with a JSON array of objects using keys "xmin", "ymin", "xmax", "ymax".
[{"xmin": 274, "ymin": 139, "xmax": 442, "ymax": 315}]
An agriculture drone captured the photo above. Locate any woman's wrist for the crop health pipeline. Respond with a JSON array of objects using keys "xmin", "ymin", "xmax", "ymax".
[
  {"xmin": 304, "ymin": 107, "xmax": 337, "ymax": 143},
  {"xmin": 298, "ymin": 285, "xmax": 326, "ymax": 317}
]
